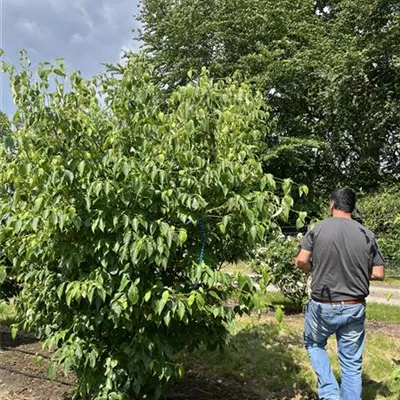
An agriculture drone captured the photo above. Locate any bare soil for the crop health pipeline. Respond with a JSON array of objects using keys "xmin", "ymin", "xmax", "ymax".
[{"xmin": 0, "ymin": 327, "xmax": 74, "ymax": 400}]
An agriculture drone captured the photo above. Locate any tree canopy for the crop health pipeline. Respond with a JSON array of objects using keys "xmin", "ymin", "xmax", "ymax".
[
  {"xmin": 0, "ymin": 52, "xmax": 299, "ymax": 399},
  {"xmin": 138, "ymin": 0, "xmax": 400, "ymax": 200}
]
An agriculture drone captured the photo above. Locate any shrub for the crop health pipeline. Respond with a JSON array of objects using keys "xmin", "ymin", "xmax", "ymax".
[
  {"xmin": 252, "ymin": 234, "xmax": 308, "ymax": 307},
  {"xmin": 358, "ymin": 186, "xmax": 400, "ymax": 274},
  {"xmin": 0, "ymin": 52, "xmax": 293, "ymax": 399}
]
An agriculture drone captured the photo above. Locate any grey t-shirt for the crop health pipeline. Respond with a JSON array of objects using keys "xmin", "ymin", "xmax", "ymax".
[{"xmin": 301, "ymin": 217, "xmax": 384, "ymax": 301}]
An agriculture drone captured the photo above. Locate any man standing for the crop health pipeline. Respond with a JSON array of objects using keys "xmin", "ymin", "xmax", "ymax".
[{"xmin": 295, "ymin": 188, "xmax": 384, "ymax": 400}]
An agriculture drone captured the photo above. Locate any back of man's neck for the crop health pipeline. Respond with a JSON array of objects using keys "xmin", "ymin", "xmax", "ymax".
[{"xmin": 332, "ymin": 210, "xmax": 352, "ymax": 219}]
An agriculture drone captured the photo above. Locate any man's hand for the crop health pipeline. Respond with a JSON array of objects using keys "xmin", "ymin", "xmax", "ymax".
[
  {"xmin": 295, "ymin": 249, "xmax": 312, "ymax": 272},
  {"xmin": 370, "ymin": 265, "xmax": 385, "ymax": 281}
]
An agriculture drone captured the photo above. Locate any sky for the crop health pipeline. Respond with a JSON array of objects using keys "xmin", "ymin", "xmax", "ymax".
[{"xmin": 0, "ymin": 0, "xmax": 141, "ymax": 116}]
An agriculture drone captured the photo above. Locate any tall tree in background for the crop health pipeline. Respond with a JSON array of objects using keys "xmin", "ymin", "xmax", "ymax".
[{"xmin": 138, "ymin": 0, "xmax": 400, "ymax": 204}]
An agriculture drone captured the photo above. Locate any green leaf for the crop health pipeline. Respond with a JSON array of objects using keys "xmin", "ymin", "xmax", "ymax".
[
  {"xmin": 192, "ymin": 198, "xmax": 199, "ymax": 210},
  {"xmin": 260, "ymin": 176, "xmax": 267, "ymax": 191},
  {"xmin": 94, "ymin": 182, "xmax": 102, "ymax": 196},
  {"xmin": 65, "ymin": 170, "xmax": 74, "ymax": 184},
  {"xmin": 218, "ymin": 221, "xmax": 226, "ymax": 234},
  {"xmin": 299, "ymin": 185, "xmax": 309, "ymax": 198},
  {"xmin": 122, "ymin": 162, "xmax": 130, "ymax": 178},
  {"xmin": 275, "ymin": 306, "xmax": 284, "ymax": 324},
  {"xmin": 250, "ymin": 225, "xmax": 257, "ymax": 241},
  {"xmin": 187, "ymin": 294, "xmax": 195, "ymax": 307},
  {"xmin": 266, "ymin": 174, "xmax": 276, "ymax": 190},
  {"xmin": 296, "ymin": 211, "xmax": 307, "ymax": 229},
  {"xmin": 4, "ymin": 135, "xmax": 14, "ymax": 150},
  {"xmin": 31, "ymin": 217, "xmax": 39, "ymax": 231},
  {"xmin": 123, "ymin": 215, "xmax": 129, "ymax": 229},
  {"xmin": 164, "ymin": 311, "xmax": 171, "ymax": 327},
  {"xmin": 54, "ymin": 68, "xmax": 66, "ymax": 77},
  {"xmin": 57, "ymin": 282, "xmax": 66, "ymax": 299},
  {"xmin": 157, "ymin": 290, "xmax": 169, "ymax": 314},
  {"xmin": 11, "ymin": 325, "xmax": 18, "ymax": 340},
  {"xmin": 178, "ymin": 229, "xmax": 187, "ymax": 244},
  {"xmin": 34, "ymin": 197, "xmax": 44, "ymax": 211},
  {"xmin": 196, "ymin": 294, "xmax": 205, "ymax": 309},
  {"xmin": 246, "ymin": 209, "xmax": 254, "ymax": 223},
  {"xmin": 128, "ymin": 284, "xmax": 139, "ymax": 305},
  {"xmin": 282, "ymin": 179, "xmax": 292, "ymax": 195},
  {"xmin": 221, "ymin": 215, "xmax": 230, "ymax": 234},
  {"xmin": 86, "ymin": 196, "xmax": 91, "ymax": 211},
  {"xmin": 119, "ymin": 274, "xmax": 130, "ymax": 292},
  {"xmin": 104, "ymin": 181, "xmax": 111, "ymax": 196},
  {"xmin": 177, "ymin": 301, "xmax": 185, "ymax": 320},
  {"xmin": 166, "ymin": 229, "xmax": 173, "ymax": 248},
  {"xmin": 162, "ymin": 290, "xmax": 169, "ymax": 303},
  {"xmin": 77, "ymin": 160, "xmax": 85, "ymax": 176},
  {"xmin": 144, "ymin": 290, "xmax": 152, "ymax": 302},
  {"xmin": 48, "ymin": 362, "xmax": 57, "ymax": 380},
  {"xmin": 0, "ymin": 267, "xmax": 6, "ymax": 284}
]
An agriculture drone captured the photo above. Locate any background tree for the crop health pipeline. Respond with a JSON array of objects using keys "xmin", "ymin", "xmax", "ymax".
[{"xmin": 138, "ymin": 0, "xmax": 400, "ymax": 209}]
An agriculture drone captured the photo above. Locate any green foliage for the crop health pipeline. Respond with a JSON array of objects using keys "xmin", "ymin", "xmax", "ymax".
[
  {"xmin": 358, "ymin": 185, "xmax": 400, "ymax": 273},
  {"xmin": 391, "ymin": 365, "xmax": 400, "ymax": 396},
  {"xmin": 252, "ymin": 235, "xmax": 308, "ymax": 306},
  {"xmin": 0, "ymin": 110, "xmax": 12, "ymax": 139},
  {"xmin": 138, "ymin": 0, "xmax": 400, "ymax": 200},
  {"xmin": 0, "ymin": 52, "xmax": 292, "ymax": 399}
]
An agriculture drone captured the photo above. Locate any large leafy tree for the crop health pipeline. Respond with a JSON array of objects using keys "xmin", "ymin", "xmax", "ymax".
[
  {"xmin": 138, "ymin": 0, "xmax": 400, "ymax": 198},
  {"xmin": 0, "ymin": 53, "xmax": 296, "ymax": 399}
]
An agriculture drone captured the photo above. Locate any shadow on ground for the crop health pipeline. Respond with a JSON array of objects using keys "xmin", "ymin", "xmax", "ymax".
[
  {"xmin": 362, "ymin": 374, "xmax": 393, "ymax": 400},
  {"xmin": 173, "ymin": 322, "xmax": 316, "ymax": 399},
  {"xmin": 0, "ymin": 326, "xmax": 38, "ymax": 348}
]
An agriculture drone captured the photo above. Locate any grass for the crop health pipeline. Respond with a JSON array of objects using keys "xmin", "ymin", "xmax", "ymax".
[
  {"xmin": 264, "ymin": 291, "xmax": 400, "ymax": 324},
  {"xmin": 366, "ymin": 302, "xmax": 400, "ymax": 324},
  {"xmin": 371, "ymin": 276, "xmax": 400, "ymax": 287},
  {"xmin": 179, "ymin": 315, "xmax": 400, "ymax": 400}
]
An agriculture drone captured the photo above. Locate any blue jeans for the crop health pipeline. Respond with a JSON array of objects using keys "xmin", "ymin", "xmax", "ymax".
[{"xmin": 304, "ymin": 299, "xmax": 366, "ymax": 400}]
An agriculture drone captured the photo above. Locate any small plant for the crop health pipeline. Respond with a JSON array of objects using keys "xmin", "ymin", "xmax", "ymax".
[{"xmin": 252, "ymin": 234, "xmax": 309, "ymax": 307}]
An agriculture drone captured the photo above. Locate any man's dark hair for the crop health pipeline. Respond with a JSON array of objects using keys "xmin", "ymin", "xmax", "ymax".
[{"xmin": 331, "ymin": 188, "xmax": 356, "ymax": 213}]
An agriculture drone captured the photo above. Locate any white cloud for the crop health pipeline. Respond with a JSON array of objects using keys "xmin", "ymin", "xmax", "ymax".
[
  {"xmin": 101, "ymin": 3, "xmax": 116, "ymax": 27},
  {"xmin": 73, "ymin": 0, "xmax": 94, "ymax": 32},
  {"xmin": 48, "ymin": 0, "xmax": 67, "ymax": 13},
  {"xmin": 70, "ymin": 33, "xmax": 85, "ymax": 44},
  {"xmin": 16, "ymin": 20, "xmax": 47, "ymax": 38}
]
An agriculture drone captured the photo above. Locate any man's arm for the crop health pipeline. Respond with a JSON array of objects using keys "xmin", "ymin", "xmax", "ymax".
[
  {"xmin": 370, "ymin": 265, "xmax": 385, "ymax": 281},
  {"xmin": 295, "ymin": 249, "xmax": 312, "ymax": 272},
  {"xmin": 370, "ymin": 235, "xmax": 385, "ymax": 281}
]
